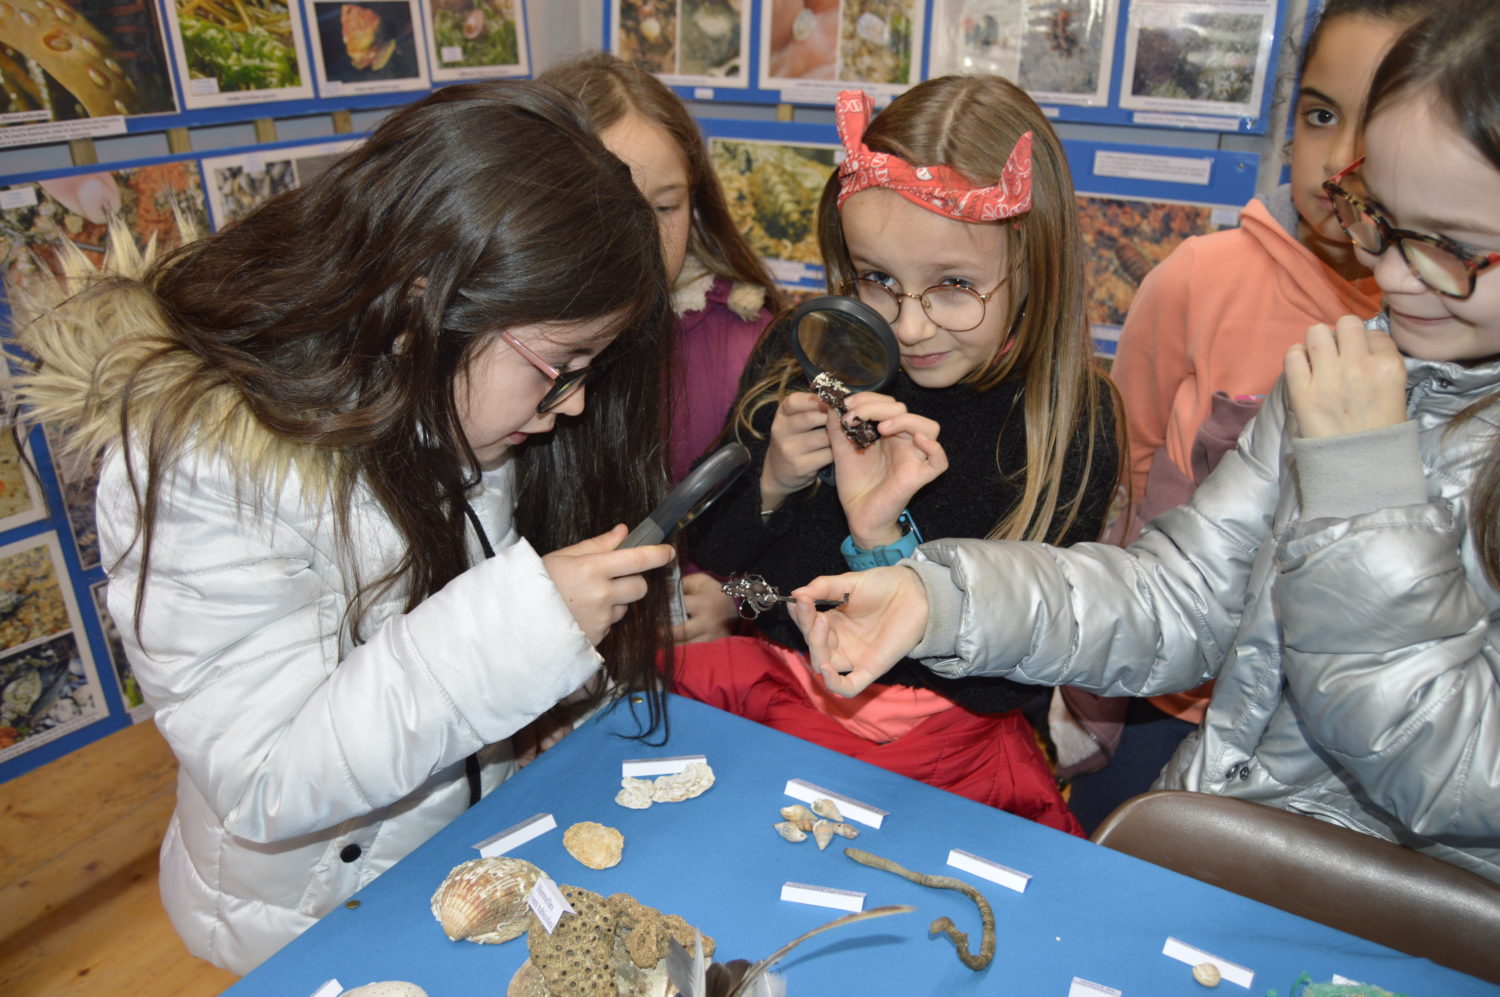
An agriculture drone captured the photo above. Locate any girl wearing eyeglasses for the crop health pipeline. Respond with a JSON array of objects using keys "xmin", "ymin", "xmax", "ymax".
[
  {"xmin": 4, "ymin": 82, "xmax": 677, "ymax": 973},
  {"xmin": 676, "ymin": 76, "xmax": 1123, "ymax": 834},
  {"xmin": 789, "ymin": 3, "xmax": 1500, "ymax": 883},
  {"xmin": 1064, "ymin": 0, "xmax": 1444, "ymax": 834}
]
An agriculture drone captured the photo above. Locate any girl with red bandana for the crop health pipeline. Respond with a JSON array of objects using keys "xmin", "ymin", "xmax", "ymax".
[{"xmin": 675, "ymin": 77, "xmax": 1123, "ymax": 834}]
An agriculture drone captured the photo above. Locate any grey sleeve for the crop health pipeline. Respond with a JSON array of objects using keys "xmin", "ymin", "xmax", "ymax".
[{"xmin": 1292, "ymin": 421, "xmax": 1427, "ymax": 521}]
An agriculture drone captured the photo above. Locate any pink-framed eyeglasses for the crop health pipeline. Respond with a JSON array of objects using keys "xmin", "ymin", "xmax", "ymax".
[{"xmin": 499, "ymin": 331, "xmax": 593, "ymax": 414}]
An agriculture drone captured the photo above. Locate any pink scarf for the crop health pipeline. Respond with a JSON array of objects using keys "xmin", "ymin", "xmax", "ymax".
[{"xmin": 834, "ymin": 89, "xmax": 1033, "ymax": 223}]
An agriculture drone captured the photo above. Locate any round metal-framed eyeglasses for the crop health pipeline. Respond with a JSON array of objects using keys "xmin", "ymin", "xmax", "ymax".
[{"xmin": 841, "ymin": 275, "xmax": 1008, "ymax": 332}]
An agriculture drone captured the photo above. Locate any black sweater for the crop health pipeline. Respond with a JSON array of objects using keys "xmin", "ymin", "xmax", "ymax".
[{"xmin": 686, "ymin": 343, "xmax": 1120, "ymax": 716}]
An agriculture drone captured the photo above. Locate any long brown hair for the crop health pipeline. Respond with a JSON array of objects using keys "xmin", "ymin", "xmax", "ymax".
[
  {"xmin": 734, "ymin": 74, "xmax": 1122, "ymax": 543},
  {"xmin": 104, "ymin": 82, "xmax": 677, "ymax": 731},
  {"xmin": 1366, "ymin": 3, "xmax": 1500, "ymax": 586},
  {"xmin": 538, "ymin": 51, "xmax": 782, "ymax": 311}
]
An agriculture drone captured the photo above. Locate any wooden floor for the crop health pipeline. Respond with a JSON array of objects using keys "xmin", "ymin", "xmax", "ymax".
[{"xmin": 0, "ymin": 720, "xmax": 239, "ymax": 996}]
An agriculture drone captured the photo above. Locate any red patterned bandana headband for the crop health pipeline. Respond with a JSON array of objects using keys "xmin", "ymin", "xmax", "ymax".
[{"xmin": 834, "ymin": 89, "xmax": 1033, "ymax": 223}]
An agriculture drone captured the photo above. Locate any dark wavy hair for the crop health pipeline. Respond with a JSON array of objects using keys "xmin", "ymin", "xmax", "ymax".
[
  {"xmin": 1365, "ymin": 3, "xmax": 1500, "ymax": 587},
  {"xmin": 134, "ymin": 80, "xmax": 676, "ymax": 733}
]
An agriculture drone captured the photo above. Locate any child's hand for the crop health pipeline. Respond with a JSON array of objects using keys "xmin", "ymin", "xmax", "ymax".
[
  {"xmin": 830, "ymin": 392, "xmax": 947, "ymax": 549},
  {"xmin": 787, "ymin": 566, "xmax": 928, "ymax": 698},
  {"xmin": 672, "ymin": 571, "xmax": 738, "ymax": 644},
  {"xmin": 542, "ymin": 524, "xmax": 675, "ymax": 646},
  {"xmin": 760, "ymin": 391, "xmax": 834, "ymax": 511},
  {"xmin": 1285, "ymin": 315, "xmax": 1408, "ymax": 439}
]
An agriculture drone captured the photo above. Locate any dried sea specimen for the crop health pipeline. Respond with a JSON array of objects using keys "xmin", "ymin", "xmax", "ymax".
[
  {"xmin": 613, "ymin": 760, "xmax": 716, "ymax": 810},
  {"xmin": 812, "ymin": 819, "xmax": 836, "ymax": 851},
  {"xmin": 774, "ymin": 821, "xmax": 808, "ymax": 843},
  {"xmin": 844, "ymin": 847, "xmax": 997, "ymax": 971},
  {"xmin": 564, "ymin": 821, "xmax": 625, "ymax": 870},
  {"xmin": 811, "ymin": 797, "xmax": 844, "ymax": 822},
  {"xmin": 1192, "ymin": 962, "xmax": 1222, "ymax": 987},
  {"xmin": 429, "ymin": 856, "xmax": 543, "ymax": 944},
  {"xmin": 779, "ymin": 804, "xmax": 816, "ymax": 830},
  {"xmin": 342, "ymin": 984, "xmax": 430, "ymax": 997}
]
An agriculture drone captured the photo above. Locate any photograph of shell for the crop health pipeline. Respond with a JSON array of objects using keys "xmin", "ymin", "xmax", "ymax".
[
  {"xmin": 0, "ymin": 534, "xmax": 105, "ymax": 765},
  {"xmin": 710, "ymin": 136, "xmax": 836, "ymax": 272},
  {"xmin": 163, "ymin": 0, "xmax": 314, "ymax": 108},
  {"xmin": 1075, "ymin": 193, "xmax": 1224, "ymax": 351},
  {"xmin": 930, "ymin": 0, "xmax": 1118, "ymax": 106},
  {"xmin": 44, "ymin": 421, "xmax": 100, "ymax": 570},
  {"xmin": 0, "ymin": 0, "xmax": 177, "ymax": 137},
  {"xmin": 1120, "ymin": 1, "xmax": 1274, "ymax": 119},
  {"xmin": 612, "ymin": 0, "xmax": 749, "ymax": 86},
  {"xmin": 91, "ymin": 579, "xmax": 146, "ymax": 722},
  {"xmin": 201, "ymin": 138, "xmax": 359, "ymax": 229},
  {"xmin": 761, "ymin": 0, "xmax": 924, "ymax": 95},
  {"xmin": 0, "ymin": 427, "xmax": 45, "ymax": 536},
  {"xmin": 309, "ymin": 0, "xmax": 428, "ymax": 94},
  {"xmin": 0, "ymin": 161, "xmax": 209, "ymax": 293},
  {"xmin": 422, "ymin": 0, "xmax": 527, "ymax": 82}
]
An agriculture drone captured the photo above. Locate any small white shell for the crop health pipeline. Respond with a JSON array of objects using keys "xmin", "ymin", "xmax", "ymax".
[
  {"xmin": 1192, "ymin": 962, "xmax": 1222, "ymax": 987},
  {"xmin": 811, "ymin": 798, "xmax": 843, "ymax": 822},
  {"xmin": 774, "ymin": 821, "xmax": 808, "ymax": 843},
  {"xmin": 430, "ymin": 857, "xmax": 543, "ymax": 944},
  {"xmin": 832, "ymin": 822, "xmax": 859, "ymax": 840},
  {"xmin": 780, "ymin": 804, "xmax": 816, "ymax": 831},
  {"xmin": 812, "ymin": 819, "xmax": 835, "ymax": 850}
]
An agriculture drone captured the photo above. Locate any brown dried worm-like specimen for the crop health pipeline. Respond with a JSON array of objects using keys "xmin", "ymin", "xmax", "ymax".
[{"xmin": 843, "ymin": 846, "xmax": 996, "ymax": 971}]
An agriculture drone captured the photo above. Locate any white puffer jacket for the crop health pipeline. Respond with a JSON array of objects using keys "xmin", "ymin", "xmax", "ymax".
[
  {"xmin": 10, "ymin": 241, "xmax": 602, "ymax": 974},
  {"xmin": 906, "ymin": 315, "xmax": 1500, "ymax": 883}
]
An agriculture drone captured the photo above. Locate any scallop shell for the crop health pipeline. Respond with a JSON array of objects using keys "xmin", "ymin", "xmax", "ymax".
[
  {"xmin": 774, "ymin": 821, "xmax": 808, "ymax": 843},
  {"xmin": 812, "ymin": 819, "xmax": 835, "ymax": 850},
  {"xmin": 430, "ymin": 856, "xmax": 543, "ymax": 943},
  {"xmin": 811, "ymin": 798, "xmax": 843, "ymax": 822},
  {"xmin": 1192, "ymin": 962, "xmax": 1222, "ymax": 987}
]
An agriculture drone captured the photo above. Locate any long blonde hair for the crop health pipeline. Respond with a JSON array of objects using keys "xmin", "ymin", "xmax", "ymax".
[{"xmin": 732, "ymin": 75, "xmax": 1122, "ymax": 543}]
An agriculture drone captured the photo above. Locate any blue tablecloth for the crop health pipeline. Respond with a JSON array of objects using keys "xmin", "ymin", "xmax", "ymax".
[{"xmin": 227, "ymin": 694, "xmax": 1499, "ymax": 996}]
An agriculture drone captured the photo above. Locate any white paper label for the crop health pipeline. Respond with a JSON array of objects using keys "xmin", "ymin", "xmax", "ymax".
[
  {"xmin": 243, "ymin": 153, "xmax": 266, "ymax": 175},
  {"xmin": 784, "ymin": 778, "xmax": 888, "ymax": 828},
  {"xmin": 527, "ymin": 876, "xmax": 576, "ymax": 934},
  {"xmin": 946, "ymin": 848, "xmax": 1031, "ymax": 893},
  {"xmin": 190, "ymin": 77, "xmax": 221, "ymax": 95},
  {"xmin": 1211, "ymin": 207, "xmax": 1242, "ymax": 228},
  {"xmin": 1, "ymin": 186, "xmax": 38, "ymax": 209},
  {"xmin": 693, "ymin": 87, "xmax": 714, "ymax": 100},
  {"xmin": 1131, "ymin": 111, "xmax": 1243, "ymax": 132},
  {"xmin": 0, "ymin": 115, "xmax": 125, "ymax": 147},
  {"xmin": 441, "ymin": 45, "xmax": 464, "ymax": 63},
  {"xmin": 1041, "ymin": 106, "xmax": 1061, "ymax": 118},
  {"xmin": 474, "ymin": 812, "xmax": 556, "ymax": 856},
  {"xmin": 1093, "ymin": 150, "xmax": 1213, "ymax": 186},
  {"xmin": 1161, "ymin": 937, "xmax": 1254, "ymax": 989},
  {"xmin": 308, "ymin": 981, "xmax": 343, "ymax": 997},
  {"xmin": 780, "ymin": 881, "xmax": 865, "ymax": 912},
  {"xmin": 621, "ymin": 754, "xmax": 706, "ymax": 778},
  {"xmin": 1069, "ymin": 978, "xmax": 1122, "ymax": 997},
  {"xmin": 0, "ymin": 109, "xmax": 50, "ymax": 124},
  {"xmin": 322, "ymin": 80, "xmax": 344, "ymax": 97},
  {"xmin": 767, "ymin": 259, "xmax": 816, "ymax": 284}
]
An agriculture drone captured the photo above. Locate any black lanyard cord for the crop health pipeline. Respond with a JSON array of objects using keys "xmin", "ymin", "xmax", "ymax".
[{"xmin": 459, "ymin": 500, "xmax": 492, "ymax": 807}]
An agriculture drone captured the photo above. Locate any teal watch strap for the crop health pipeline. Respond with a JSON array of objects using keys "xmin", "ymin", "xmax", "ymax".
[{"xmin": 840, "ymin": 510, "xmax": 924, "ymax": 570}]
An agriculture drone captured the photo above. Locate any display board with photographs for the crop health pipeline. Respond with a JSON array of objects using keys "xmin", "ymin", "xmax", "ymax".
[
  {"xmin": 163, "ymin": 0, "xmax": 316, "ymax": 108},
  {"xmin": 612, "ymin": 0, "xmax": 750, "ymax": 87},
  {"xmin": 0, "ymin": 0, "xmax": 178, "ymax": 147},
  {"xmin": 759, "ymin": 0, "xmax": 926, "ymax": 102},
  {"xmin": 200, "ymin": 136, "xmax": 361, "ymax": 229},
  {"xmin": 1065, "ymin": 139, "xmax": 1258, "ymax": 359},
  {"xmin": 928, "ymin": 0, "xmax": 1120, "ymax": 108},
  {"xmin": 701, "ymin": 118, "xmax": 839, "ymax": 291},
  {"xmin": 1119, "ymin": 0, "xmax": 1278, "ymax": 126},
  {"xmin": 306, "ymin": 0, "xmax": 432, "ymax": 96},
  {"xmin": 422, "ymin": 0, "xmax": 529, "ymax": 82}
]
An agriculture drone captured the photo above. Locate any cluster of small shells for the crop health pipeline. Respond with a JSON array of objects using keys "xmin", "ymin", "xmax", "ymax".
[
  {"xmin": 564, "ymin": 820, "xmax": 624, "ymax": 870},
  {"xmin": 773, "ymin": 798, "xmax": 860, "ymax": 850},
  {"xmin": 613, "ymin": 760, "xmax": 715, "ymax": 810},
  {"xmin": 429, "ymin": 856, "xmax": 543, "ymax": 943}
]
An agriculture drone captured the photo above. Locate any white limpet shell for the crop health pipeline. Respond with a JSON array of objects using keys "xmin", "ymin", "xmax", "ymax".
[
  {"xmin": 430, "ymin": 857, "xmax": 543, "ymax": 944},
  {"xmin": 342, "ymin": 983, "xmax": 430, "ymax": 997},
  {"xmin": 1192, "ymin": 962, "xmax": 1222, "ymax": 987},
  {"xmin": 811, "ymin": 797, "xmax": 843, "ymax": 822},
  {"xmin": 774, "ymin": 821, "xmax": 808, "ymax": 843}
]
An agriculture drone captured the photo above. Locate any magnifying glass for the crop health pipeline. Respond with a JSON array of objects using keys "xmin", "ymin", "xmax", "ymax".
[
  {"xmin": 785, "ymin": 295, "xmax": 899, "ymax": 449},
  {"xmin": 622, "ymin": 442, "xmax": 751, "ymax": 548}
]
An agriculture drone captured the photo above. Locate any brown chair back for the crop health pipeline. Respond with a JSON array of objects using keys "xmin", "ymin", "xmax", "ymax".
[{"xmin": 1090, "ymin": 790, "xmax": 1500, "ymax": 983}]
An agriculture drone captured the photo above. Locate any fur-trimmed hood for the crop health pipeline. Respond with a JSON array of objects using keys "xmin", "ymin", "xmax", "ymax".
[{"xmin": 6, "ymin": 219, "xmax": 330, "ymax": 502}]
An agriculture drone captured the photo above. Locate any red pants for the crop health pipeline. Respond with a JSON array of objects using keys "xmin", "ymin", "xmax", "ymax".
[{"xmin": 671, "ymin": 637, "xmax": 1083, "ymax": 836}]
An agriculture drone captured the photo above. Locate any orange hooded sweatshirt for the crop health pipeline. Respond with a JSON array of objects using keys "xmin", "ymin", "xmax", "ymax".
[{"xmin": 1110, "ymin": 186, "xmax": 1381, "ymax": 721}]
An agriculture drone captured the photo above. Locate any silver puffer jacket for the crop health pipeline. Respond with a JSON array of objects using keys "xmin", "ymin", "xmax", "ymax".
[{"xmin": 909, "ymin": 320, "xmax": 1500, "ymax": 883}]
